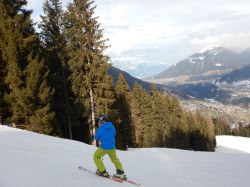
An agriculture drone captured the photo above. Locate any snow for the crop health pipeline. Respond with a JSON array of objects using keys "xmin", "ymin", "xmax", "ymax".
[
  {"xmin": 186, "ymin": 56, "xmax": 205, "ymax": 64},
  {"xmin": 216, "ymin": 135, "xmax": 250, "ymax": 153},
  {"xmin": 215, "ymin": 63, "xmax": 223, "ymax": 67},
  {"xmin": 197, "ymin": 56, "xmax": 205, "ymax": 61},
  {"xmin": 198, "ymin": 45, "xmax": 221, "ymax": 53},
  {"xmin": 0, "ymin": 125, "xmax": 250, "ymax": 187},
  {"xmin": 232, "ymin": 80, "xmax": 250, "ymax": 87},
  {"xmin": 187, "ymin": 58, "xmax": 197, "ymax": 64}
]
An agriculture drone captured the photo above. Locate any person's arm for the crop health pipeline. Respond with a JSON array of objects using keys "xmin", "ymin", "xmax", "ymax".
[
  {"xmin": 113, "ymin": 124, "xmax": 116, "ymax": 137},
  {"xmin": 94, "ymin": 127, "xmax": 102, "ymax": 141}
]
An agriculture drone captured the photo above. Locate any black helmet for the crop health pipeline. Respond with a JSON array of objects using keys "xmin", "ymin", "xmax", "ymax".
[{"xmin": 98, "ymin": 113, "xmax": 108, "ymax": 122}]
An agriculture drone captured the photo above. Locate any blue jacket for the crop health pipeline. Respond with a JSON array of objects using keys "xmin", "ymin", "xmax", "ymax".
[{"xmin": 94, "ymin": 122, "xmax": 116, "ymax": 150}]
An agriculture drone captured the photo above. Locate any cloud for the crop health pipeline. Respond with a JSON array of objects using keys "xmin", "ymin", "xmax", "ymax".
[
  {"xmin": 189, "ymin": 23, "xmax": 218, "ymax": 34},
  {"xmin": 95, "ymin": 0, "xmax": 250, "ymax": 63},
  {"xmin": 191, "ymin": 32, "xmax": 250, "ymax": 54},
  {"xmin": 26, "ymin": 0, "xmax": 250, "ymax": 77},
  {"xmin": 190, "ymin": 36, "xmax": 220, "ymax": 44},
  {"xmin": 26, "ymin": 0, "xmax": 41, "ymax": 9},
  {"xmin": 111, "ymin": 56, "xmax": 145, "ymax": 70},
  {"xmin": 226, "ymin": 4, "xmax": 250, "ymax": 17},
  {"xmin": 105, "ymin": 22, "xmax": 186, "ymax": 56},
  {"xmin": 220, "ymin": 32, "xmax": 250, "ymax": 49}
]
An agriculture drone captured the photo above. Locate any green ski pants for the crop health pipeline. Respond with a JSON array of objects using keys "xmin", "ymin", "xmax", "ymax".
[{"xmin": 93, "ymin": 148, "xmax": 124, "ymax": 173}]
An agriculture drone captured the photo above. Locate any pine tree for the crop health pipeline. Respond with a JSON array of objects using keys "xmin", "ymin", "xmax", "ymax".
[
  {"xmin": 64, "ymin": 0, "xmax": 114, "ymax": 145},
  {"xmin": 131, "ymin": 83, "xmax": 154, "ymax": 147},
  {"xmin": 159, "ymin": 93, "xmax": 172, "ymax": 147},
  {"xmin": 140, "ymin": 89, "xmax": 155, "ymax": 147},
  {"xmin": 0, "ymin": 1, "xmax": 28, "ymax": 120},
  {"xmin": 213, "ymin": 116, "xmax": 231, "ymax": 135},
  {"xmin": 24, "ymin": 55, "xmax": 57, "ymax": 135},
  {"xmin": 39, "ymin": 0, "xmax": 76, "ymax": 139},
  {"xmin": 188, "ymin": 111, "xmax": 215, "ymax": 151},
  {"xmin": 150, "ymin": 85, "xmax": 169, "ymax": 147},
  {"xmin": 0, "ymin": 47, "xmax": 8, "ymax": 124},
  {"xmin": 177, "ymin": 112, "xmax": 190, "ymax": 149},
  {"xmin": 114, "ymin": 73, "xmax": 134, "ymax": 149},
  {"xmin": 131, "ymin": 83, "xmax": 144, "ymax": 147},
  {"xmin": 0, "ymin": 0, "xmax": 57, "ymax": 134}
]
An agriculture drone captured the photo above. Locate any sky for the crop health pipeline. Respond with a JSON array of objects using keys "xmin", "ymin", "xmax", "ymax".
[{"xmin": 26, "ymin": 0, "xmax": 250, "ymax": 77}]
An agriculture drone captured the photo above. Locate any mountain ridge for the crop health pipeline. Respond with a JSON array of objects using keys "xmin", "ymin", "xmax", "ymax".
[
  {"xmin": 218, "ymin": 64, "xmax": 250, "ymax": 83},
  {"xmin": 108, "ymin": 66, "xmax": 169, "ymax": 91},
  {"xmin": 153, "ymin": 47, "xmax": 250, "ymax": 81}
]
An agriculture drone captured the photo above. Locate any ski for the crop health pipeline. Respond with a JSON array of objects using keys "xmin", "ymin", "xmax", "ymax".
[
  {"xmin": 78, "ymin": 166, "xmax": 123, "ymax": 183},
  {"xmin": 78, "ymin": 166, "xmax": 141, "ymax": 186},
  {"xmin": 123, "ymin": 179, "xmax": 141, "ymax": 186},
  {"xmin": 112, "ymin": 175, "xmax": 141, "ymax": 186}
]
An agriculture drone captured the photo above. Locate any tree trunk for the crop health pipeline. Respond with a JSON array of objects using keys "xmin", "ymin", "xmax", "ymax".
[
  {"xmin": 86, "ymin": 50, "xmax": 97, "ymax": 146},
  {"xmin": 61, "ymin": 56, "xmax": 73, "ymax": 139},
  {"xmin": 89, "ymin": 87, "xmax": 97, "ymax": 146},
  {"xmin": 66, "ymin": 115, "xmax": 72, "ymax": 139}
]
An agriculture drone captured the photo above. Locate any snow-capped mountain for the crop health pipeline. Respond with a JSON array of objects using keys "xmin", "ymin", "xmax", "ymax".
[
  {"xmin": 166, "ymin": 64, "xmax": 250, "ymax": 108},
  {"xmin": 153, "ymin": 47, "xmax": 250, "ymax": 81},
  {"xmin": 145, "ymin": 47, "xmax": 250, "ymax": 109}
]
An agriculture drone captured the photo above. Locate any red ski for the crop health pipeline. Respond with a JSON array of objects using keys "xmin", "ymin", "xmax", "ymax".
[
  {"xmin": 78, "ymin": 166, "xmax": 141, "ymax": 186},
  {"xmin": 78, "ymin": 166, "xmax": 123, "ymax": 183}
]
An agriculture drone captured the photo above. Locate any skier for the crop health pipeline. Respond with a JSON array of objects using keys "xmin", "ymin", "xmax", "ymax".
[{"xmin": 93, "ymin": 114, "xmax": 127, "ymax": 180}]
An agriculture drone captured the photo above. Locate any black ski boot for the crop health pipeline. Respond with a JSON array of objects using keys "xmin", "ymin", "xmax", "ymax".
[
  {"xmin": 113, "ymin": 169, "xmax": 127, "ymax": 180},
  {"xmin": 96, "ymin": 170, "xmax": 109, "ymax": 177}
]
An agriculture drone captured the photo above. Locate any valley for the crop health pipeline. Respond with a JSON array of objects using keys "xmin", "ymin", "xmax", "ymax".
[
  {"xmin": 181, "ymin": 99, "xmax": 250, "ymax": 127},
  {"xmin": 143, "ymin": 47, "xmax": 250, "ymax": 127}
]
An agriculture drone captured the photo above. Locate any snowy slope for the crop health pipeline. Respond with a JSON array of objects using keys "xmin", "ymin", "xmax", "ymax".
[
  {"xmin": 216, "ymin": 135, "xmax": 250, "ymax": 153},
  {"xmin": 0, "ymin": 125, "xmax": 250, "ymax": 187}
]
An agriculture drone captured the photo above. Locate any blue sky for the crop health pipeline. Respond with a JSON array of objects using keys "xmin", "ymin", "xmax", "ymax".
[{"xmin": 27, "ymin": 0, "xmax": 250, "ymax": 78}]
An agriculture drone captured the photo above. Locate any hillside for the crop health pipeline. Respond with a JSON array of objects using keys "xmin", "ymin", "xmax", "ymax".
[
  {"xmin": 181, "ymin": 99, "xmax": 250, "ymax": 126},
  {"xmin": 218, "ymin": 64, "xmax": 250, "ymax": 83},
  {"xmin": 167, "ymin": 65, "xmax": 250, "ymax": 108},
  {"xmin": 153, "ymin": 47, "xmax": 250, "ymax": 81},
  {"xmin": 1, "ymin": 125, "xmax": 250, "ymax": 187},
  {"xmin": 146, "ymin": 48, "xmax": 250, "ymax": 109},
  {"xmin": 109, "ymin": 66, "xmax": 169, "ymax": 91}
]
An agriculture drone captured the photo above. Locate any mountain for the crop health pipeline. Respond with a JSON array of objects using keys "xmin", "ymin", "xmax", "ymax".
[
  {"xmin": 215, "ymin": 65, "xmax": 250, "ymax": 107},
  {"xmin": 168, "ymin": 64, "xmax": 250, "ymax": 106},
  {"xmin": 169, "ymin": 83, "xmax": 223, "ymax": 100},
  {"xmin": 108, "ymin": 66, "xmax": 169, "ymax": 91},
  {"xmin": 152, "ymin": 47, "xmax": 250, "ymax": 84},
  {"xmin": 218, "ymin": 64, "xmax": 250, "ymax": 83},
  {"xmin": 111, "ymin": 61, "xmax": 168, "ymax": 79},
  {"xmin": 181, "ymin": 98, "xmax": 250, "ymax": 126},
  {"xmin": 145, "ymin": 47, "xmax": 250, "ymax": 108},
  {"xmin": 1, "ymin": 125, "xmax": 250, "ymax": 187},
  {"xmin": 242, "ymin": 48, "xmax": 250, "ymax": 61}
]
